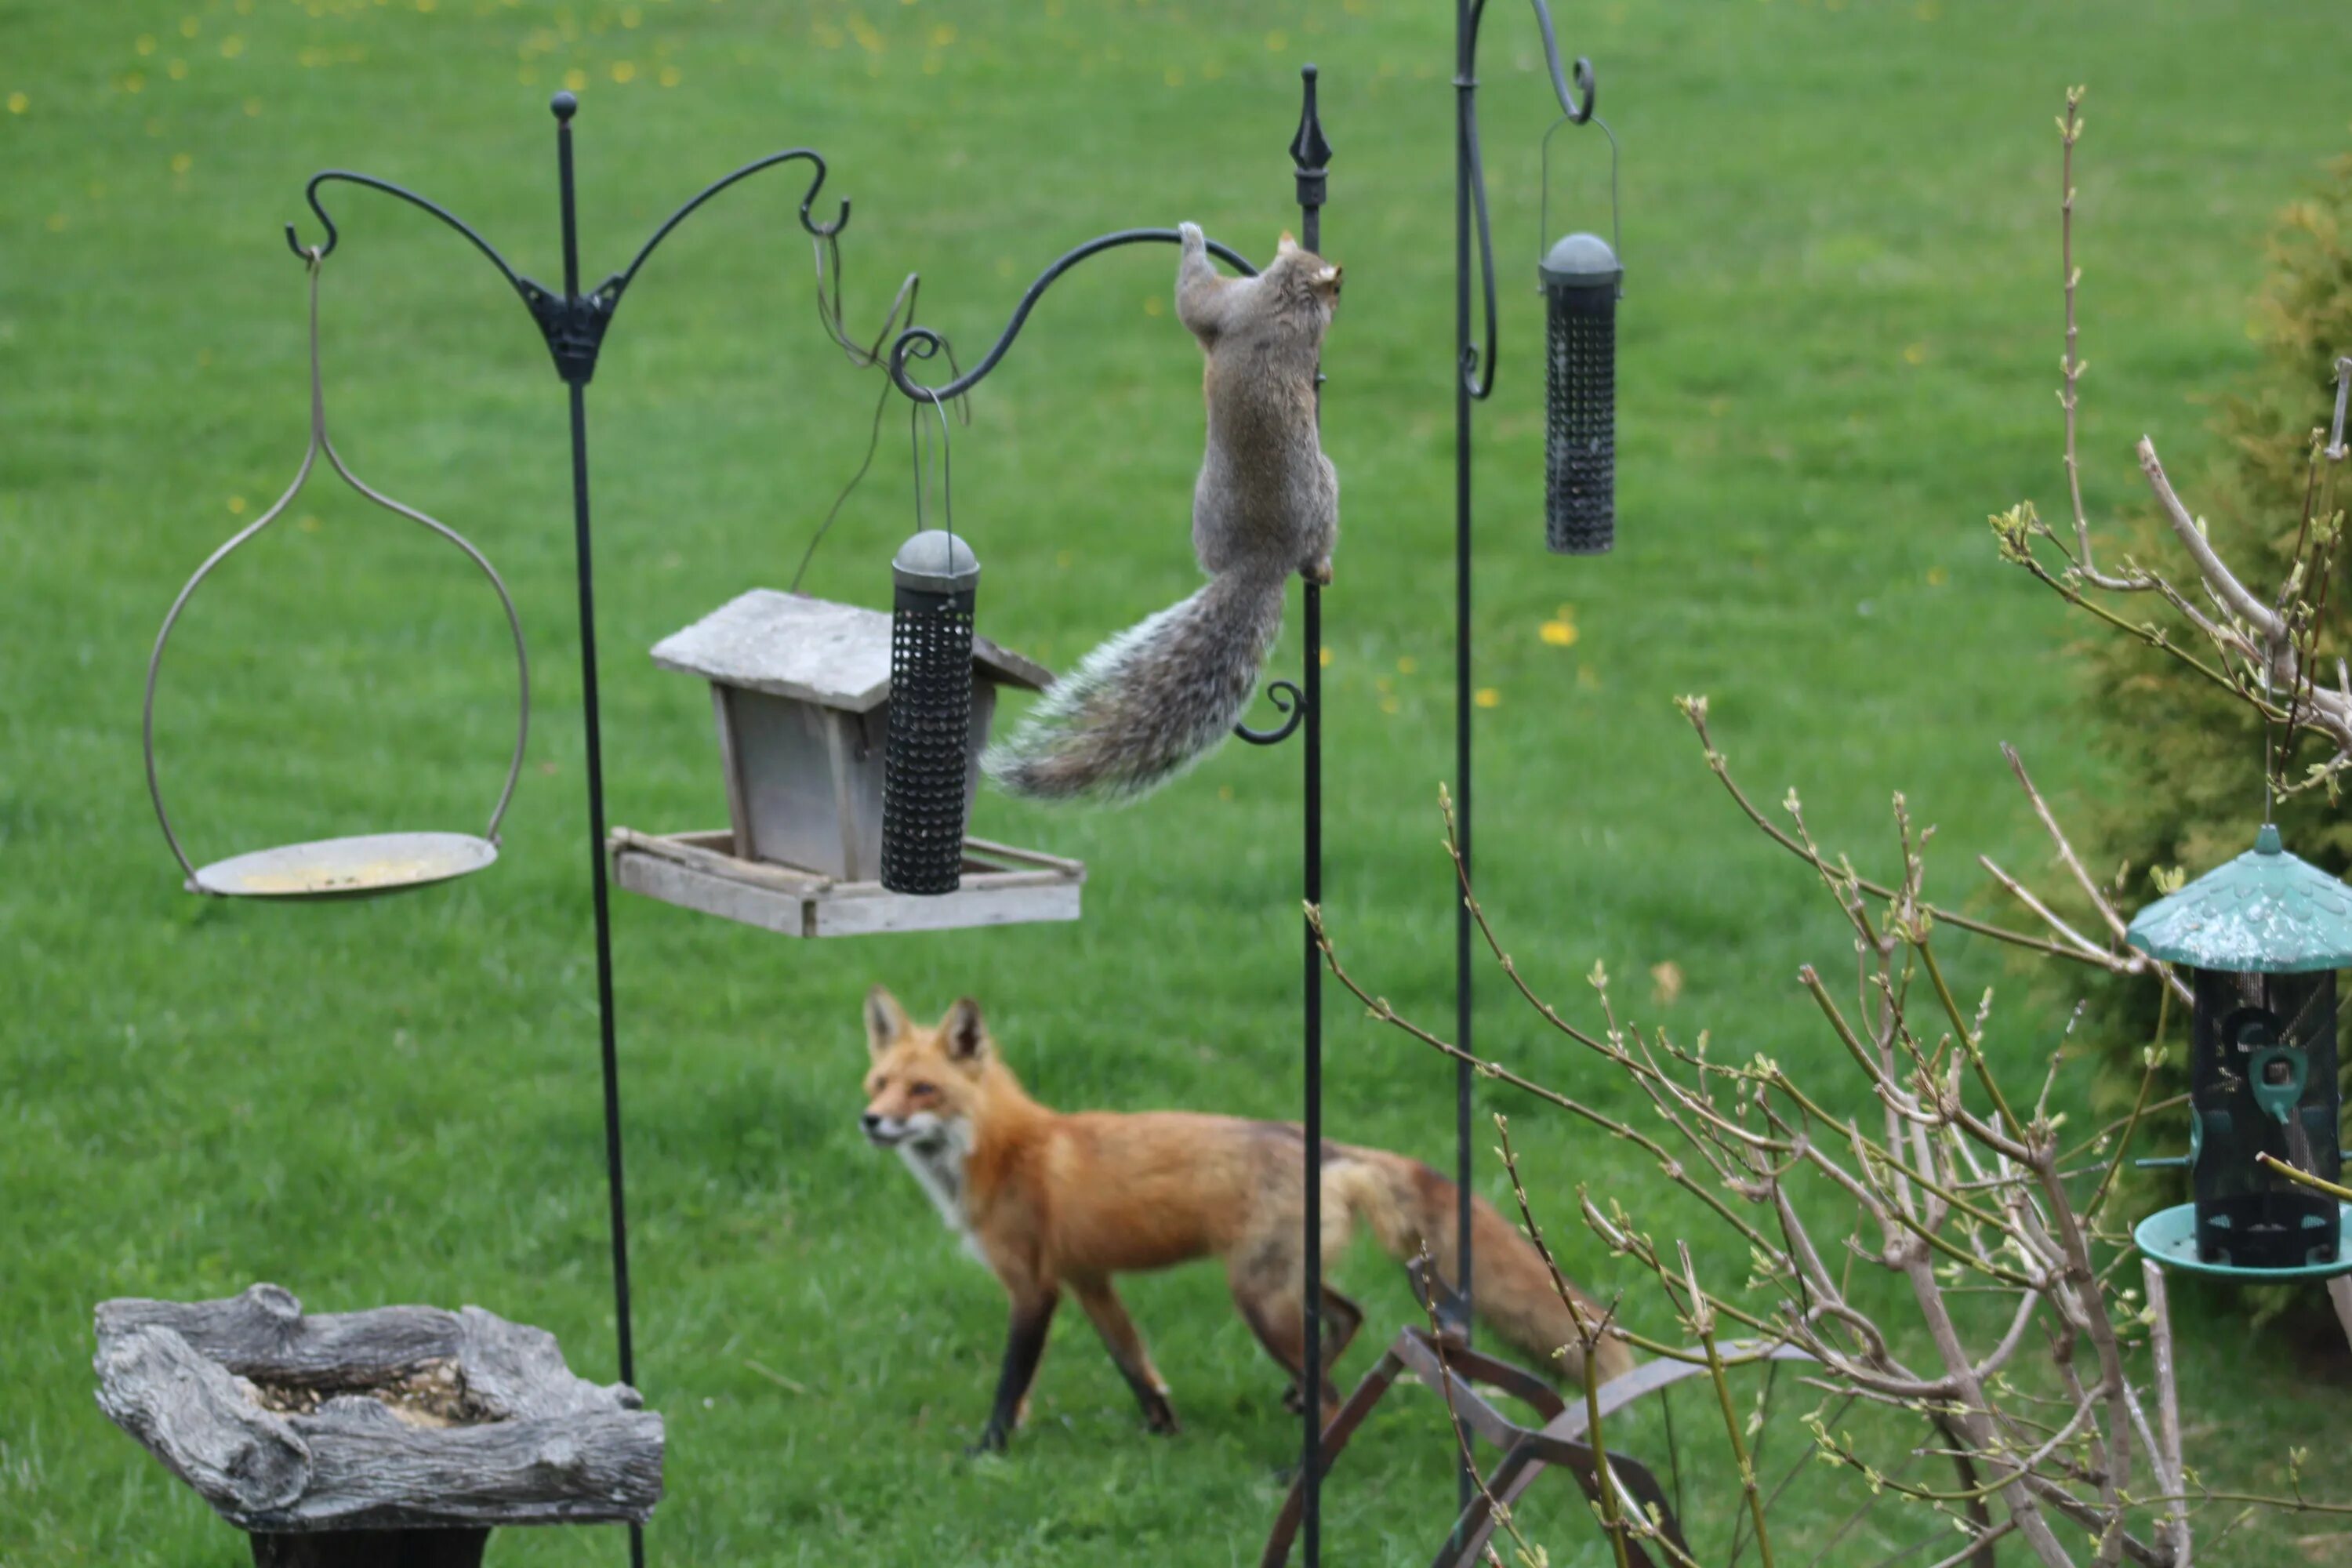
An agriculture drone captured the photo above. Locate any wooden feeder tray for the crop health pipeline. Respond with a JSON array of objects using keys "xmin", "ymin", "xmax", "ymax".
[
  {"xmin": 93, "ymin": 1283, "xmax": 662, "ymax": 1566},
  {"xmin": 609, "ymin": 826, "xmax": 1083, "ymax": 938}
]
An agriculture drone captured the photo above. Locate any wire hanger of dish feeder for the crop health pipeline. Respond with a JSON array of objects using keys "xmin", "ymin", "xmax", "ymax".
[{"xmin": 140, "ymin": 250, "xmax": 532, "ymax": 899}]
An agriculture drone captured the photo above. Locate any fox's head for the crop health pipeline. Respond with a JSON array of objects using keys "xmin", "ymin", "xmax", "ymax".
[{"xmin": 860, "ymin": 985, "xmax": 991, "ymax": 1150}]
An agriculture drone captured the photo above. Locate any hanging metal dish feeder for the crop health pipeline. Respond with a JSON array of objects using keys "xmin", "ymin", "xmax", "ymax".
[{"xmin": 141, "ymin": 255, "xmax": 529, "ymax": 900}]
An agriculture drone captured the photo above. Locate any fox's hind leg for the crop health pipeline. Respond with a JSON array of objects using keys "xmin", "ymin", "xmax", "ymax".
[
  {"xmin": 1072, "ymin": 1276, "xmax": 1180, "ymax": 1436},
  {"xmin": 1275, "ymin": 1287, "xmax": 1363, "ymax": 1416},
  {"xmin": 1230, "ymin": 1254, "xmax": 1352, "ymax": 1421}
]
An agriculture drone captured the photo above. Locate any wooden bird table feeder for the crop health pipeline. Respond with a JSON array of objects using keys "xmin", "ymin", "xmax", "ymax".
[
  {"xmin": 93, "ymin": 1283, "xmax": 663, "ymax": 1568},
  {"xmin": 610, "ymin": 587, "xmax": 1084, "ymax": 938}
]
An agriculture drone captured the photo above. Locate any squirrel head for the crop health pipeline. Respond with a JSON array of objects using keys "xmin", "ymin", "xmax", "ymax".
[{"xmin": 1265, "ymin": 230, "xmax": 1343, "ymax": 336}]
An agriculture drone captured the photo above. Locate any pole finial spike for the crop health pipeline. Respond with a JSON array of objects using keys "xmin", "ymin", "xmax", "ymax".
[{"xmin": 1290, "ymin": 64, "xmax": 1332, "ymax": 175}]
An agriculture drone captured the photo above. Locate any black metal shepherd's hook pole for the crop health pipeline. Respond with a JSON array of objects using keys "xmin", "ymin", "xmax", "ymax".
[
  {"xmin": 1289, "ymin": 62, "xmax": 1332, "ymax": 1568},
  {"xmin": 546, "ymin": 97, "xmax": 644, "ymax": 1568},
  {"xmin": 1454, "ymin": 0, "xmax": 1599, "ymax": 1526},
  {"xmin": 281, "ymin": 93, "xmax": 850, "ymax": 1568}
]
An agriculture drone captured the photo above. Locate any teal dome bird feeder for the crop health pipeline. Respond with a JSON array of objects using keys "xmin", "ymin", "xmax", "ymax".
[{"xmin": 2129, "ymin": 824, "xmax": 2352, "ymax": 1279}]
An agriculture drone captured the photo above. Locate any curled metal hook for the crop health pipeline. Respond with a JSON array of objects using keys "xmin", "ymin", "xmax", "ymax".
[
  {"xmin": 284, "ymin": 170, "xmax": 530, "ymax": 292},
  {"xmin": 886, "ymin": 227, "xmax": 1257, "ymax": 405},
  {"xmin": 1461, "ymin": 0, "xmax": 1599, "ymax": 400},
  {"xmin": 799, "ymin": 156, "xmax": 851, "ymax": 239},
  {"xmin": 1236, "ymin": 680, "xmax": 1308, "ymax": 746},
  {"xmin": 602, "ymin": 148, "xmax": 844, "ymax": 302}
]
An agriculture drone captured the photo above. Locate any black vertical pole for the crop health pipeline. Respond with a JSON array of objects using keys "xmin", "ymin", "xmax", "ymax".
[
  {"xmin": 1292, "ymin": 62, "xmax": 1330, "ymax": 1568},
  {"xmin": 1450, "ymin": 0, "xmax": 1480, "ymax": 1527},
  {"xmin": 550, "ymin": 92, "xmax": 644, "ymax": 1568}
]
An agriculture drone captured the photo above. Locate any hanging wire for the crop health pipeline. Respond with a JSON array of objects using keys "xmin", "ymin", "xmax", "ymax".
[
  {"xmin": 143, "ymin": 250, "xmax": 530, "ymax": 882},
  {"xmin": 1539, "ymin": 111, "xmax": 1621, "ymax": 273},
  {"xmin": 909, "ymin": 383, "xmax": 958, "ymax": 561},
  {"xmin": 789, "ymin": 229, "xmax": 970, "ymax": 592}
]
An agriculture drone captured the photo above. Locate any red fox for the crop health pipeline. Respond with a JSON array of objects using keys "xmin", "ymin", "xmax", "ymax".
[{"xmin": 859, "ymin": 986, "xmax": 1634, "ymax": 1452}]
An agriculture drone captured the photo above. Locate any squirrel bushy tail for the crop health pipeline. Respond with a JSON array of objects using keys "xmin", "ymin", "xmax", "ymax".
[{"xmin": 984, "ymin": 563, "xmax": 1287, "ymax": 803}]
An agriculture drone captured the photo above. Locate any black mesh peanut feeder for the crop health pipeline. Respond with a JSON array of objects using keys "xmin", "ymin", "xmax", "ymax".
[{"xmin": 881, "ymin": 527, "xmax": 982, "ymax": 895}]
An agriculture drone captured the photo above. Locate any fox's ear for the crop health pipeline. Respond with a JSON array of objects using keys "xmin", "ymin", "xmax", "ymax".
[
  {"xmin": 940, "ymin": 997, "xmax": 990, "ymax": 1065},
  {"xmin": 865, "ymin": 985, "xmax": 911, "ymax": 1059},
  {"xmin": 1276, "ymin": 230, "xmax": 1298, "ymax": 256}
]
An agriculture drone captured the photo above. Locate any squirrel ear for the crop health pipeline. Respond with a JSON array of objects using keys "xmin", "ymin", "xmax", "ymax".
[{"xmin": 1276, "ymin": 230, "xmax": 1298, "ymax": 256}]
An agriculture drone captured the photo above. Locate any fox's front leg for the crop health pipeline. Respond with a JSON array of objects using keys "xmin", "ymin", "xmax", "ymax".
[{"xmin": 971, "ymin": 1286, "xmax": 1058, "ymax": 1454}]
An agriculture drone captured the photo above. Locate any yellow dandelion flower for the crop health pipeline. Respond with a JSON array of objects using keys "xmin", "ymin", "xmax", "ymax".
[
  {"xmin": 1902, "ymin": 342, "xmax": 1927, "ymax": 365},
  {"xmin": 417, "ymin": 0, "xmax": 437, "ymax": 13},
  {"xmin": 136, "ymin": 34, "xmax": 157, "ymax": 55},
  {"xmin": 1396, "ymin": 655, "xmax": 1417, "ymax": 674},
  {"xmin": 180, "ymin": 16, "xmax": 200, "ymax": 37},
  {"xmin": 1143, "ymin": 295, "xmax": 1164, "ymax": 317},
  {"xmin": 658, "ymin": 64, "xmax": 681, "ymax": 85},
  {"xmin": 170, "ymin": 151, "xmax": 193, "ymax": 172},
  {"xmin": 564, "ymin": 67, "xmax": 588, "ymax": 91},
  {"xmin": 1474, "ymin": 687, "xmax": 1500, "ymax": 709},
  {"xmin": 298, "ymin": 514, "xmax": 321, "ymax": 532},
  {"xmin": 1265, "ymin": 29, "xmax": 1288, "ymax": 50},
  {"xmin": 1380, "ymin": 697, "xmax": 1401, "ymax": 716},
  {"xmin": 5, "ymin": 91, "xmax": 25, "ymax": 114},
  {"xmin": 1164, "ymin": 66, "xmax": 1184, "ymax": 87},
  {"xmin": 612, "ymin": 60, "xmax": 637, "ymax": 82},
  {"xmin": 621, "ymin": 5, "xmax": 642, "ymax": 25},
  {"xmin": 168, "ymin": 58, "xmax": 189, "ymax": 79},
  {"xmin": 1218, "ymin": 784, "xmax": 1234, "ymax": 802},
  {"xmin": 227, "ymin": 495, "xmax": 248, "ymax": 514},
  {"xmin": 1539, "ymin": 618, "xmax": 1578, "ymax": 647},
  {"xmin": 220, "ymin": 35, "xmax": 245, "ymax": 57},
  {"xmin": 1926, "ymin": 564, "xmax": 1949, "ymax": 586},
  {"xmin": 929, "ymin": 22, "xmax": 956, "ymax": 44},
  {"xmin": 244, "ymin": 96, "xmax": 262, "ymax": 115},
  {"xmin": 1319, "ymin": 646, "xmax": 1334, "ymax": 669},
  {"xmin": 45, "ymin": 212, "xmax": 67, "ymax": 232}
]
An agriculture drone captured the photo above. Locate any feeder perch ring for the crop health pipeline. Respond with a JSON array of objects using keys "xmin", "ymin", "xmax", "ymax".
[
  {"xmin": 141, "ymin": 258, "xmax": 530, "ymax": 900},
  {"xmin": 2134, "ymin": 1199, "xmax": 2352, "ymax": 1282}
]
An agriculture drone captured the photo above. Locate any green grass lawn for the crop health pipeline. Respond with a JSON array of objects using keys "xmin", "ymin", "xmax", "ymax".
[{"xmin": 7, "ymin": 1, "xmax": 2352, "ymax": 1563}]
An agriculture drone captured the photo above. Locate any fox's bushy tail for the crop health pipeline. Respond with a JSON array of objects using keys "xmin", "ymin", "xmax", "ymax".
[
  {"xmin": 984, "ymin": 565, "xmax": 1287, "ymax": 804},
  {"xmin": 1330, "ymin": 1149, "xmax": 1637, "ymax": 1390}
]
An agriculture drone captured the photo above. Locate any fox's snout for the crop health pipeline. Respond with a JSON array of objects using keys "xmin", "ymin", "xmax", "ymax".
[{"xmin": 862, "ymin": 1108, "xmax": 948, "ymax": 1149}]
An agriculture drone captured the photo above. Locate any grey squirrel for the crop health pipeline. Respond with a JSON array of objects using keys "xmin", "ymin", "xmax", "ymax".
[{"xmin": 985, "ymin": 223, "xmax": 1341, "ymax": 803}]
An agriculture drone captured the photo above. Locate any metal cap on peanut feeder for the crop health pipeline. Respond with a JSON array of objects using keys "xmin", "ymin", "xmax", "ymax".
[
  {"xmin": 1539, "ymin": 230, "xmax": 1621, "ymax": 557},
  {"xmin": 882, "ymin": 529, "xmax": 982, "ymax": 895},
  {"xmin": 2129, "ymin": 823, "xmax": 2352, "ymax": 1279}
]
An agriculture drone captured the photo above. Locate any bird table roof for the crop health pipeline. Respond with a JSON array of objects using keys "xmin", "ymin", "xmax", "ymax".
[{"xmin": 649, "ymin": 589, "xmax": 1051, "ymax": 713}]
